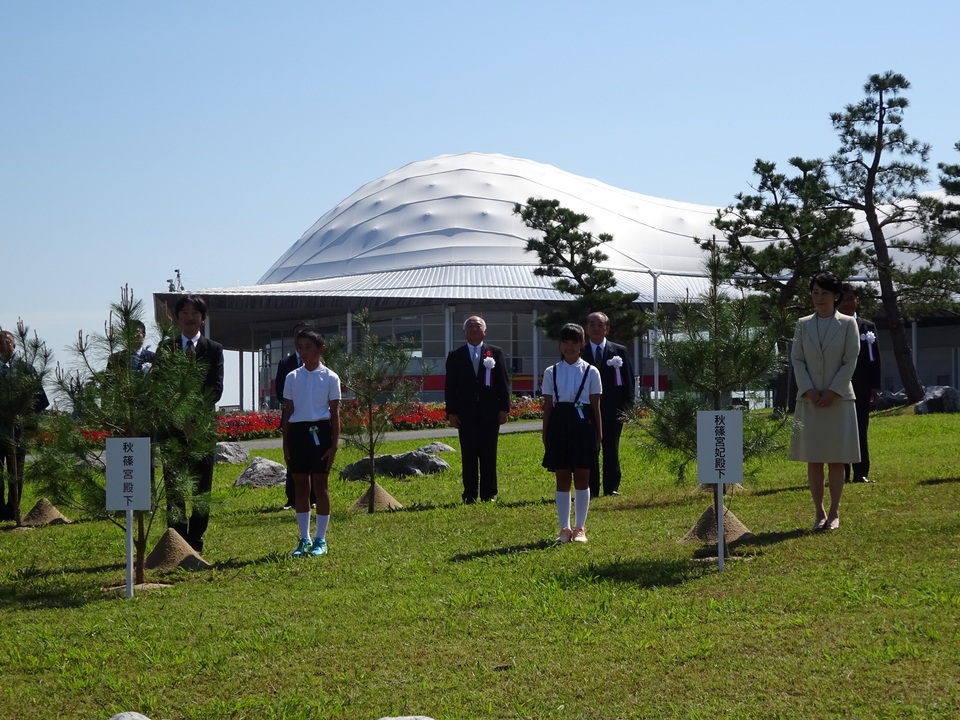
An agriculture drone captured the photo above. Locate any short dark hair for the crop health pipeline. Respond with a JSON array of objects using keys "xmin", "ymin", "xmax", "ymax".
[
  {"xmin": 131, "ymin": 319, "xmax": 146, "ymax": 335},
  {"xmin": 174, "ymin": 294, "xmax": 208, "ymax": 320},
  {"xmin": 810, "ymin": 272, "xmax": 843, "ymax": 295},
  {"xmin": 839, "ymin": 283, "xmax": 861, "ymax": 298},
  {"xmin": 295, "ymin": 328, "xmax": 325, "ymax": 348},
  {"xmin": 559, "ymin": 323, "xmax": 585, "ymax": 343}
]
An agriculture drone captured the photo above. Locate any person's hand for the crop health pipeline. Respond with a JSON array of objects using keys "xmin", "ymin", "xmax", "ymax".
[
  {"xmin": 323, "ymin": 446, "xmax": 337, "ymax": 472},
  {"xmin": 497, "ymin": 410, "xmax": 508, "ymax": 426},
  {"xmin": 447, "ymin": 414, "xmax": 460, "ymax": 429},
  {"xmin": 870, "ymin": 389, "xmax": 880, "ymax": 407},
  {"xmin": 804, "ymin": 389, "xmax": 822, "ymax": 404},
  {"xmin": 816, "ymin": 390, "xmax": 838, "ymax": 407}
]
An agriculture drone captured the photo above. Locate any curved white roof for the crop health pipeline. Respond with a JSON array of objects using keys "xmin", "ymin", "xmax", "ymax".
[{"xmin": 256, "ymin": 152, "xmax": 720, "ymax": 303}]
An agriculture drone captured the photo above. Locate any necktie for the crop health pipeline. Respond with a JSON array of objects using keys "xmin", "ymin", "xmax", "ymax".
[
  {"xmin": 186, "ymin": 339, "xmax": 195, "ymax": 356},
  {"xmin": 595, "ymin": 344, "xmax": 603, "ymax": 365},
  {"xmin": 471, "ymin": 346, "xmax": 480, "ymax": 373}
]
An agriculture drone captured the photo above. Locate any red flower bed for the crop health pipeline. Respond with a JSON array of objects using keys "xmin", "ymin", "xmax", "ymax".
[
  {"xmin": 390, "ymin": 402, "xmax": 447, "ymax": 430},
  {"xmin": 34, "ymin": 401, "xmax": 545, "ymax": 447},
  {"xmin": 508, "ymin": 395, "xmax": 544, "ymax": 421},
  {"xmin": 216, "ymin": 400, "xmax": 546, "ymax": 442},
  {"xmin": 80, "ymin": 428, "xmax": 111, "ymax": 445},
  {"xmin": 217, "ymin": 411, "xmax": 281, "ymax": 440}
]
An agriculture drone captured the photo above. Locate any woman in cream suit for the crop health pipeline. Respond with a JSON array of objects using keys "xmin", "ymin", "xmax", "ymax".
[{"xmin": 789, "ymin": 272, "xmax": 861, "ymax": 532}]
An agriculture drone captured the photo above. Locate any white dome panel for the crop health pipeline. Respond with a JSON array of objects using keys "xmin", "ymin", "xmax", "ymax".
[{"xmin": 257, "ymin": 152, "xmax": 719, "ymax": 290}]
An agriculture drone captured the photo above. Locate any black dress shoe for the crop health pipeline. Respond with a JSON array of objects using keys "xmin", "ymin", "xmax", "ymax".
[
  {"xmin": 604, "ymin": 490, "xmax": 621, "ymax": 497},
  {"xmin": 858, "ymin": 476, "xmax": 874, "ymax": 483}
]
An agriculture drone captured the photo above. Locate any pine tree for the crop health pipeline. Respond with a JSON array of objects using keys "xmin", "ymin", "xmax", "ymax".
[
  {"xmin": 634, "ymin": 241, "xmax": 788, "ymax": 556},
  {"xmin": 31, "ymin": 288, "xmax": 213, "ymax": 583},
  {"xmin": 323, "ymin": 308, "xmax": 422, "ymax": 513},
  {"xmin": 710, "ymin": 157, "xmax": 864, "ymax": 410},
  {"xmin": 933, "ymin": 141, "xmax": 960, "ymax": 245},
  {"xmin": 824, "ymin": 71, "xmax": 941, "ymax": 402},
  {"xmin": 514, "ymin": 198, "xmax": 644, "ymax": 342}
]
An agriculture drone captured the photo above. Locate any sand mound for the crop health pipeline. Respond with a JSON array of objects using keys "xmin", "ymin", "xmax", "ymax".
[
  {"xmin": 20, "ymin": 498, "xmax": 71, "ymax": 526},
  {"xmin": 350, "ymin": 481, "xmax": 404, "ymax": 512},
  {"xmin": 145, "ymin": 528, "xmax": 212, "ymax": 571},
  {"xmin": 679, "ymin": 504, "xmax": 754, "ymax": 544}
]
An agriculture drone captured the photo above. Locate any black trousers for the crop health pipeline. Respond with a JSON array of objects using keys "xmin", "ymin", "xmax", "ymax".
[
  {"xmin": 0, "ymin": 430, "xmax": 26, "ymax": 521},
  {"xmin": 165, "ymin": 449, "xmax": 215, "ymax": 552},
  {"xmin": 458, "ymin": 419, "xmax": 500, "ymax": 502},
  {"xmin": 845, "ymin": 395, "xmax": 871, "ymax": 481},
  {"xmin": 590, "ymin": 416, "xmax": 623, "ymax": 496}
]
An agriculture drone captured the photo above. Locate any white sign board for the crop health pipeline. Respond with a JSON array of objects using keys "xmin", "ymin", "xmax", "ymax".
[
  {"xmin": 106, "ymin": 437, "xmax": 151, "ymax": 511},
  {"xmin": 696, "ymin": 411, "xmax": 744, "ymax": 485}
]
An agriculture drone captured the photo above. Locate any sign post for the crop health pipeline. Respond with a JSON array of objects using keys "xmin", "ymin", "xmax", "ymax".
[
  {"xmin": 697, "ymin": 411, "xmax": 744, "ymax": 572},
  {"xmin": 106, "ymin": 438, "xmax": 151, "ymax": 597}
]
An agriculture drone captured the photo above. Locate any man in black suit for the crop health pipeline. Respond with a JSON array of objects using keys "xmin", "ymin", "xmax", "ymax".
[
  {"xmin": 107, "ymin": 319, "xmax": 156, "ymax": 373},
  {"xmin": 274, "ymin": 322, "xmax": 315, "ymax": 509},
  {"xmin": 444, "ymin": 316, "xmax": 510, "ymax": 503},
  {"xmin": 583, "ymin": 312, "xmax": 635, "ymax": 497},
  {"xmin": 839, "ymin": 284, "xmax": 881, "ymax": 483},
  {"xmin": 160, "ymin": 295, "xmax": 224, "ymax": 552},
  {"xmin": 0, "ymin": 330, "xmax": 49, "ymax": 522}
]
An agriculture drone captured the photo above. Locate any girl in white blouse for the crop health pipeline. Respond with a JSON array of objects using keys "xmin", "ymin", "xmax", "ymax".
[{"xmin": 541, "ymin": 323, "xmax": 602, "ymax": 543}]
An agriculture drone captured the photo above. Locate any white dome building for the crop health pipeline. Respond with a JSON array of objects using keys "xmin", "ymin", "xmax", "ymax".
[
  {"xmin": 155, "ymin": 152, "xmax": 723, "ymax": 406},
  {"xmin": 255, "ymin": 152, "xmax": 717, "ymax": 298}
]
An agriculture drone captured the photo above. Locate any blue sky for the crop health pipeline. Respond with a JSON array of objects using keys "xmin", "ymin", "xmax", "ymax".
[{"xmin": 3, "ymin": 0, "xmax": 958, "ymax": 406}]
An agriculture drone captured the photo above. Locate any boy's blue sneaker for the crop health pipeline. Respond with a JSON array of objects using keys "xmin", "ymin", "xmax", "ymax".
[
  {"xmin": 291, "ymin": 538, "xmax": 312, "ymax": 557},
  {"xmin": 310, "ymin": 538, "xmax": 328, "ymax": 556}
]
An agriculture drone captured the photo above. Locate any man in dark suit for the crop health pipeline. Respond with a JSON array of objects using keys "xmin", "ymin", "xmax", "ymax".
[
  {"xmin": 274, "ymin": 322, "xmax": 315, "ymax": 509},
  {"xmin": 107, "ymin": 319, "xmax": 156, "ymax": 373},
  {"xmin": 159, "ymin": 295, "xmax": 224, "ymax": 552},
  {"xmin": 0, "ymin": 329, "xmax": 49, "ymax": 522},
  {"xmin": 444, "ymin": 316, "xmax": 510, "ymax": 503},
  {"xmin": 583, "ymin": 312, "xmax": 635, "ymax": 497},
  {"xmin": 839, "ymin": 284, "xmax": 881, "ymax": 483}
]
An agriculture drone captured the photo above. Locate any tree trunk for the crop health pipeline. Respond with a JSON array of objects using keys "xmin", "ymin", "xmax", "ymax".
[
  {"xmin": 366, "ymin": 418, "xmax": 376, "ymax": 514},
  {"xmin": 868, "ymin": 222, "xmax": 925, "ymax": 402}
]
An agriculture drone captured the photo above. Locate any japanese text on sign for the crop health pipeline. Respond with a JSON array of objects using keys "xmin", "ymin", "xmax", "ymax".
[
  {"xmin": 106, "ymin": 437, "xmax": 151, "ymax": 511},
  {"xmin": 696, "ymin": 411, "xmax": 743, "ymax": 484}
]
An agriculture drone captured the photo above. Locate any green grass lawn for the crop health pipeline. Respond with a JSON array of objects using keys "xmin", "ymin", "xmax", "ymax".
[{"xmin": 2, "ymin": 412, "xmax": 959, "ymax": 719}]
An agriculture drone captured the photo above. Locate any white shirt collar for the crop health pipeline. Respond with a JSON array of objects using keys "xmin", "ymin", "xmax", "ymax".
[{"xmin": 181, "ymin": 333, "xmax": 201, "ymax": 348}]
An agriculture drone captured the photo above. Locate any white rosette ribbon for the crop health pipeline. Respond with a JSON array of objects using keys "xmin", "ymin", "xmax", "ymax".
[
  {"xmin": 483, "ymin": 354, "xmax": 496, "ymax": 386},
  {"xmin": 606, "ymin": 355, "xmax": 624, "ymax": 386}
]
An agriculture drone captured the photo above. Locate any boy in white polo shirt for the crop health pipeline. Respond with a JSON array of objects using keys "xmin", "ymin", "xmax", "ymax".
[{"xmin": 281, "ymin": 329, "xmax": 341, "ymax": 557}]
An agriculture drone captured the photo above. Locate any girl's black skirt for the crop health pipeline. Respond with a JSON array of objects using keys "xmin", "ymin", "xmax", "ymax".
[
  {"xmin": 542, "ymin": 403, "xmax": 597, "ymax": 471},
  {"xmin": 288, "ymin": 420, "xmax": 333, "ymax": 474}
]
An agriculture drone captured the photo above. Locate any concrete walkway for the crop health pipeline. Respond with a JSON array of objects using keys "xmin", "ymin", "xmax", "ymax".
[{"xmin": 238, "ymin": 420, "xmax": 543, "ymax": 450}]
